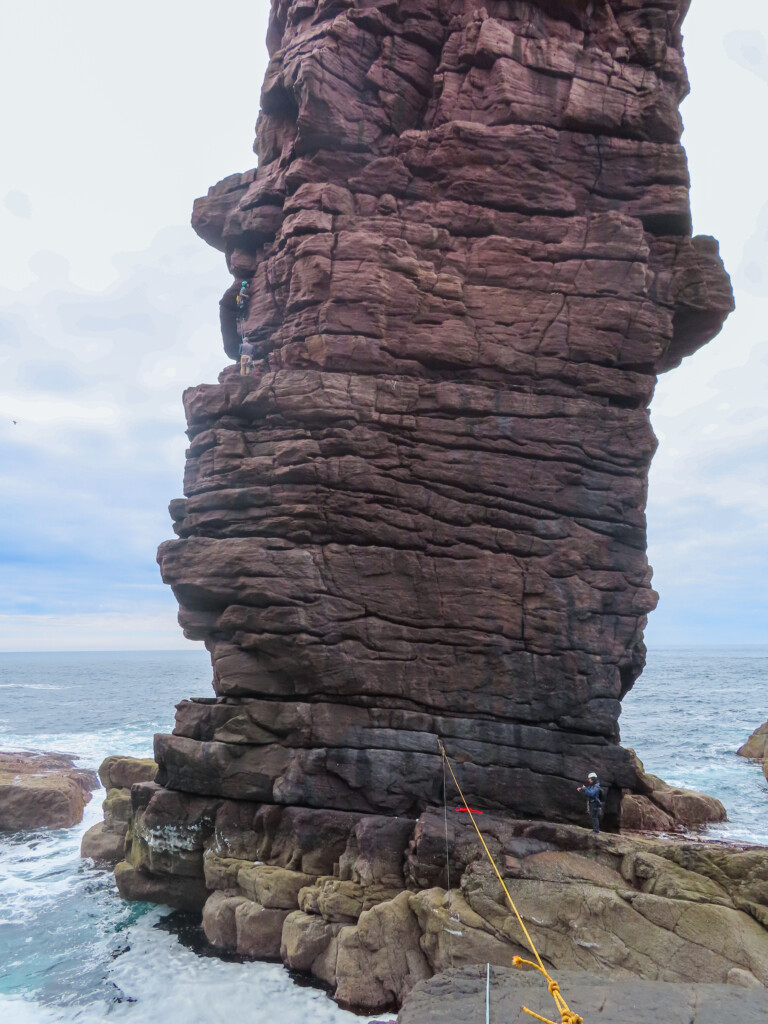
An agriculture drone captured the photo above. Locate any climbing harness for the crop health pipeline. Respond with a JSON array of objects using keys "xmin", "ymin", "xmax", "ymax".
[{"xmin": 437, "ymin": 739, "xmax": 584, "ymax": 1024}]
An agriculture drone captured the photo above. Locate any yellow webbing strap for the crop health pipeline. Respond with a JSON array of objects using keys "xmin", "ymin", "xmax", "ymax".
[{"xmin": 438, "ymin": 740, "xmax": 583, "ymax": 1024}]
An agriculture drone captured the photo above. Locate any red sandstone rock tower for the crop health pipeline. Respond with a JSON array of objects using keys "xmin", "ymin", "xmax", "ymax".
[{"xmin": 155, "ymin": 0, "xmax": 732, "ymax": 828}]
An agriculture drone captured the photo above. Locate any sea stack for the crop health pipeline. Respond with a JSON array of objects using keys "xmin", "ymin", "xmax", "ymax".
[
  {"xmin": 155, "ymin": 0, "xmax": 733, "ymax": 825},
  {"xmin": 99, "ymin": 4, "xmax": 766, "ymax": 1006},
  {"xmin": 112, "ymin": 0, "xmax": 736, "ymax": 911}
]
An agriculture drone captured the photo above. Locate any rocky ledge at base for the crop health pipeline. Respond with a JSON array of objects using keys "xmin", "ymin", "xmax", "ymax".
[
  {"xmin": 80, "ymin": 755, "xmax": 157, "ymax": 864},
  {"xmin": 0, "ymin": 750, "xmax": 98, "ymax": 831},
  {"xmin": 397, "ymin": 965, "xmax": 768, "ymax": 1024},
  {"xmin": 94, "ymin": 773, "xmax": 768, "ymax": 1014}
]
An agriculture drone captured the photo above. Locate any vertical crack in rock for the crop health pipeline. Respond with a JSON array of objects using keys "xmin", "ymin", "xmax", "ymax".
[{"xmin": 155, "ymin": 0, "xmax": 733, "ymax": 828}]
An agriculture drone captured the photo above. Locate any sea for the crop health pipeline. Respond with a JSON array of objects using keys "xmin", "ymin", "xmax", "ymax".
[{"xmin": 0, "ymin": 647, "xmax": 766, "ymax": 1023}]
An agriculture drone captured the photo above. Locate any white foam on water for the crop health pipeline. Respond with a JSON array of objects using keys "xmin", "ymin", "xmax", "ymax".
[
  {"xmin": 0, "ymin": 911, "xmax": 363, "ymax": 1024},
  {"xmin": 1, "ymin": 650, "xmax": 766, "ymax": 1023},
  {"xmin": 105, "ymin": 914, "xmax": 362, "ymax": 1024}
]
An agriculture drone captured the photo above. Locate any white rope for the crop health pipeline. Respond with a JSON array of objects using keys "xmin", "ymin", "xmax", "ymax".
[
  {"xmin": 442, "ymin": 756, "xmax": 454, "ymax": 969},
  {"xmin": 486, "ymin": 962, "xmax": 490, "ymax": 1024}
]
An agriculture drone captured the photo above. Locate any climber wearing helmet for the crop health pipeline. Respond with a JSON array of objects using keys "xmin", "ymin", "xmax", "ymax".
[
  {"xmin": 236, "ymin": 280, "xmax": 249, "ymax": 314},
  {"xmin": 577, "ymin": 771, "xmax": 603, "ymax": 834},
  {"xmin": 239, "ymin": 335, "xmax": 256, "ymax": 376}
]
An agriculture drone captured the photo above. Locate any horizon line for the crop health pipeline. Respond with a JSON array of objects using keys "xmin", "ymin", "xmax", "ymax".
[{"xmin": 0, "ymin": 644, "xmax": 767, "ymax": 655}]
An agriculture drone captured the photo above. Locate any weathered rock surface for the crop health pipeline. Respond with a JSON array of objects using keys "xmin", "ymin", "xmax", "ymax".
[
  {"xmin": 621, "ymin": 749, "xmax": 727, "ymax": 831},
  {"xmin": 102, "ymin": 791, "xmax": 768, "ymax": 1012},
  {"xmin": 0, "ymin": 751, "xmax": 98, "ymax": 831},
  {"xmin": 94, "ymin": 0, "xmax": 746, "ymax": 1011},
  {"xmin": 80, "ymin": 755, "xmax": 157, "ymax": 865},
  {"xmin": 398, "ymin": 965, "xmax": 768, "ymax": 1024},
  {"xmin": 153, "ymin": 0, "xmax": 733, "ymax": 833},
  {"xmin": 739, "ymin": 720, "xmax": 768, "ymax": 778}
]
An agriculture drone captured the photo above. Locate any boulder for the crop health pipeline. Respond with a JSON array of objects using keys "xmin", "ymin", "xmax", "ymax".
[
  {"xmin": 333, "ymin": 892, "xmax": 431, "ymax": 1013},
  {"xmin": 202, "ymin": 890, "xmax": 248, "ymax": 950},
  {"xmin": 234, "ymin": 900, "xmax": 289, "ymax": 959},
  {"xmin": 620, "ymin": 794, "xmax": 675, "ymax": 832},
  {"xmin": 738, "ymin": 721, "xmax": 768, "ymax": 762},
  {"xmin": 236, "ymin": 864, "xmax": 316, "ymax": 908},
  {"xmin": 98, "ymin": 755, "xmax": 157, "ymax": 791},
  {"xmin": 149, "ymin": 0, "xmax": 734, "ymax": 834},
  {"xmin": 81, "ymin": 821, "xmax": 127, "ymax": 864},
  {"xmin": 624, "ymin": 750, "xmax": 727, "ymax": 829},
  {"xmin": 114, "ymin": 861, "xmax": 209, "ymax": 911},
  {"xmin": 281, "ymin": 911, "xmax": 341, "ymax": 972},
  {"xmin": 0, "ymin": 750, "xmax": 98, "ymax": 831}
]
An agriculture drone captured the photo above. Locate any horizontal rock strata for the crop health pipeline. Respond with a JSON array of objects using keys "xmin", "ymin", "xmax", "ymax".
[
  {"xmin": 109, "ymin": 788, "xmax": 768, "ymax": 1012},
  {"xmin": 154, "ymin": 0, "xmax": 733, "ymax": 827},
  {"xmin": 0, "ymin": 750, "xmax": 98, "ymax": 831}
]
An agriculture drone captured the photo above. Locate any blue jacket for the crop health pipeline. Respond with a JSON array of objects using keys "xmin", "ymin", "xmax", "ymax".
[{"xmin": 583, "ymin": 782, "xmax": 601, "ymax": 802}]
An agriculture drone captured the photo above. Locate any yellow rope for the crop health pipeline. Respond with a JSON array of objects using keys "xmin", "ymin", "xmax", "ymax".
[{"xmin": 437, "ymin": 740, "xmax": 583, "ymax": 1024}]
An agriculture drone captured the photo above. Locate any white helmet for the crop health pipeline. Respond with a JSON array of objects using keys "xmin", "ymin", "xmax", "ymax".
[{"xmin": 587, "ymin": 772, "xmax": 598, "ymax": 780}]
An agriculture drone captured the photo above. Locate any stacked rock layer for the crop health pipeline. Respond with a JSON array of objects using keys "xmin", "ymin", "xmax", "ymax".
[{"xmin": 156, "ymin": 0, "xmax": 733, "ymax": 826}]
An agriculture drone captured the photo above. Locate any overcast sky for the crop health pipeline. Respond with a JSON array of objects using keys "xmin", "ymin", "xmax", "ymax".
[{"xmin": 0, "ymin": 1, "xmax": 766, "ymax": 651}]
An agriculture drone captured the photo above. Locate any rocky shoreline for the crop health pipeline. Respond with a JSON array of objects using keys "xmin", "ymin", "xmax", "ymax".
[
  {"xmin": 82, "ymin": 754, "xmax": 768, "ymax": 1014},
  {"xmin": 0, "ymin": 750, "xmax": 98, "ymax": 831},
  {"xmin": 739, "ymin": 720, "xmax": 768, "ymax": 782}
]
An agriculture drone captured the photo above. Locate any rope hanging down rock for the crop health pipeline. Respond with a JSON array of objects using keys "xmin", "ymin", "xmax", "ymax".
[{"xmin": 437, "ymin": 739, "xmax": 584, "ymax": 1024}]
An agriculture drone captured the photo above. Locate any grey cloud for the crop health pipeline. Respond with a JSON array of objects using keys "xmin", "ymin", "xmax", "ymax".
[
  {"xmin": 17, "ymin": 362, "xmax": 90, "ymax": 393},
  {"xmin": 737, "ymin": 200, "xmax": 768, "ymax": 296},
  {"xmin": 0, "ymin": 316, "xmax": 22, "ymax": 347},
  {"xmin": 73, "ymin": 312, "xmax": 157, "ymax": 334},
  {"xmin": 724, "ymin": 29, "xmax": 768, "ymax": 84},
  {"xmin": 29, "ymin": 250, "xmax": 71, "ymax": 285},
  {"xmin": 4, "ymin": 190, "xmax": 32, "ymax": 219}
]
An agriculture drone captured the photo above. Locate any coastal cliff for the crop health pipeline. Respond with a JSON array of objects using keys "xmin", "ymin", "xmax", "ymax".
[{"xmin": 102, "ymin": 0, "xmax": 751, "ymax": 1011}]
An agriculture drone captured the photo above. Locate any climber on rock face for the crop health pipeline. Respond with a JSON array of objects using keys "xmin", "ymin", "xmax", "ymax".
[
  {"xmin": 577, "ymin": 771, "xmax": 604, "ymax": 834},
  {"xmin": 235, "ymin": 279, "xmax": 249, "ymax": 312},
  {"xmin": 239, "ymin": 335, "xmax": 255, "ymax": 376}
]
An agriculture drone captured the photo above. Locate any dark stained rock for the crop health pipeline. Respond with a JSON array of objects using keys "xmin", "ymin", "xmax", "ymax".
[{"xmin": 0, "ymin": 750, "xmax": 98, "ymax": 831}]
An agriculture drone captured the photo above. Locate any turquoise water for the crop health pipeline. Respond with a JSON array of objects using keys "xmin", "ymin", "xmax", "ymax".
[
  {"xmin": 0, "ymin": 647, "xmax": 766, "ymax": 1022},
  {"xmin": 621, "ymin": 646, "xmax": 768, "ymax": 844},
  {"xmin": 0, "ymin": 652, "xmax": 359, "ymax": 1024}
]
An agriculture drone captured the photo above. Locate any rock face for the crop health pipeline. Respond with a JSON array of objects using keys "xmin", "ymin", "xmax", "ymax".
[
  {"xmin": 111, "ymin": 793, "xmax": 768, "ymax": 1012},
  {"xmin": 621, "ymin": 749, "xmax": 727, "ymax": 832},
  {"xmin": 80, "ymin": 755, "xmax": 157, "ymax": 865},
  {"xmin": 739, "ymin": 721, "xmax": 768, "ymax": 780},
  {"xmin": 155, "ymin": 0, "xmax": 733, "ymax": 826},
  {"xmin": 0, "ymin": 751, "xmax": 98, "ymax": 831},
  {"xmin": 398, "ymin": 965, "xmax": 768, "ymax": 1024}
]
